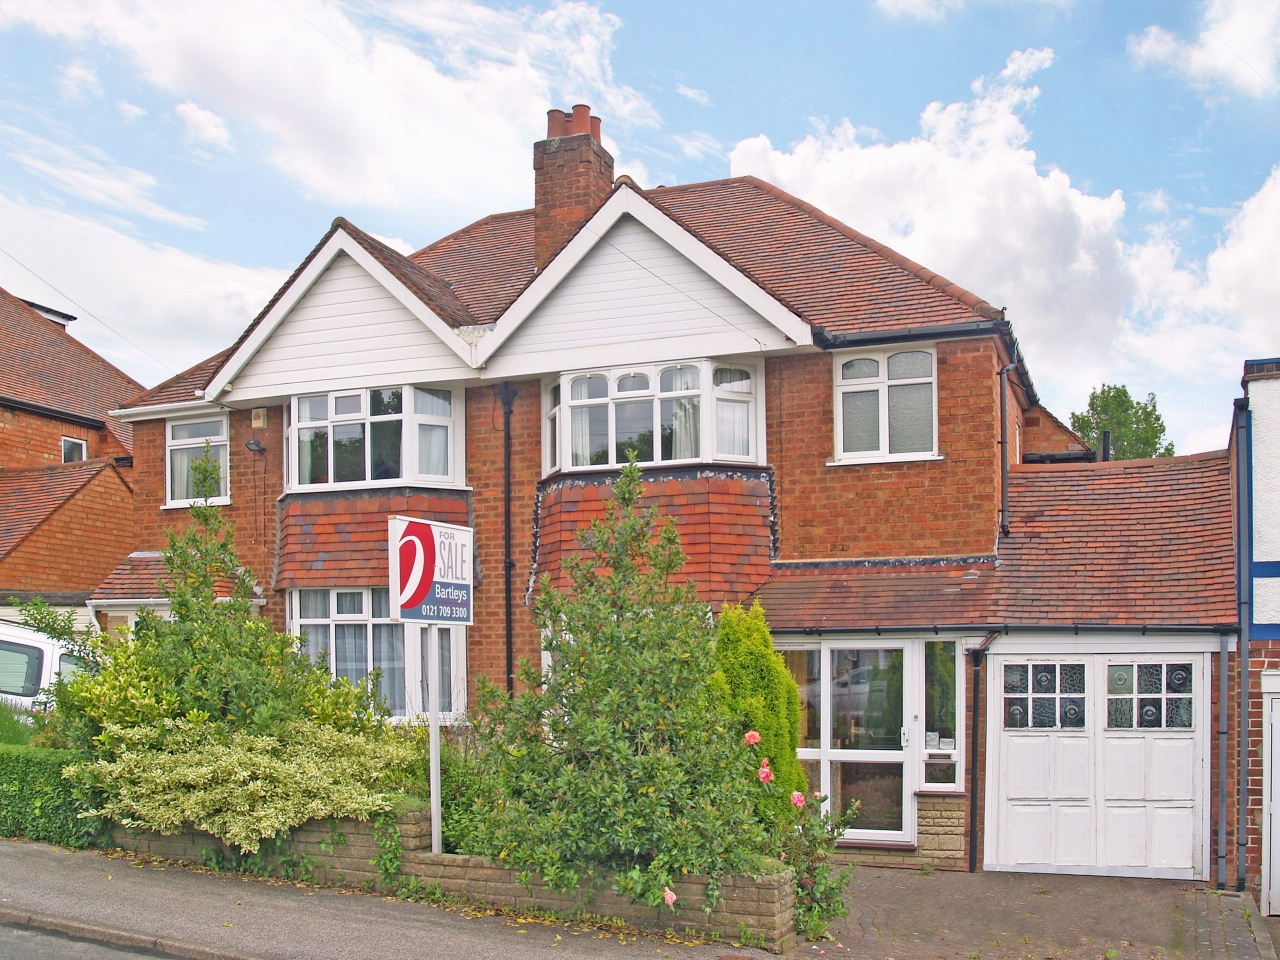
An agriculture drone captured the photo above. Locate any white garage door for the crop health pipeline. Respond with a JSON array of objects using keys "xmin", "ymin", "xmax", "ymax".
[{"xmin": 986, "ymin": 655, "xmax": 1206, "ymax": 879}]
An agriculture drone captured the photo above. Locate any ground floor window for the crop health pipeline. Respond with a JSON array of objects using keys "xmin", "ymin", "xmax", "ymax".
[
  {"xmin": 778, "ymin": 637, "xmax": 964, "ymax": 842},
  {"xmin": 291, "ymin": 587, "xmax": 467, "ymax": 721}
]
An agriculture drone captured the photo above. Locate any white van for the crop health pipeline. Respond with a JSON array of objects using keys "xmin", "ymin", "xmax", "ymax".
[{"xmin": 0, "ymin": 620, "xmax": 76, "ymax": 713}]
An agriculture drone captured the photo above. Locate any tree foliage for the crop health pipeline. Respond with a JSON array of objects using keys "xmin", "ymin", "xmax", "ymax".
[
  {"xmin": 1069, "ymin": 384, "xmax": 1174, "ymax": 460},
  {"xmin": 461, "ymin": 460, "xmax": 768, "ymax": 907}
]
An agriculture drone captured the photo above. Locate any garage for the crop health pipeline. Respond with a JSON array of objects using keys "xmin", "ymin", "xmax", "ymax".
[{"xmin": 984, "ymin": 645, "xmax": 1213, "ymax": 880}]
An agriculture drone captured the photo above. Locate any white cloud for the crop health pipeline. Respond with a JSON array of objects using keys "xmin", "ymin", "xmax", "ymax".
[
  {"xmin": 671, "ymin": 130, "xmax": 721, "ymax": 160},
  {"xmin": 675, "ymin": 83, "xmax": 710, "ymax": 105},
  {"xmin": 875, "ymin": 0, "xmax": 1071, "ymax": 22},
  {"xmin": 55, "ymin": 59, "xmax": 101, "ymax": 100},
  {"xmin": 116, "ymin": 99, "xmax": 146, "ymax": 122},
  {"xmin": 369, "ymin": 231, "xmax": 415, "ymax": 255},
  {"xmin": 176, "ymin": 100, "xmax": 232, "ymax": 150},
  {"xmin": 2, "ymin": 125, "xmax": 206, "ymax": 228},
  {"xmin": 1137, "ymin": 188, "xmax": 1170, "ymax": 213},
  {"xmin": 1129, "ymin": 0, "xmax": 1280, "ymax": 98},
  {"xmin": 0, "ymin": 192, "xmax": 285, "ymax": 385},
  {"xmin": 0, "ymin": 0, "xmax": 657, "ymax": 220},
  {"xmin": 728, "ymin": 48, "xmax": 1280, "ymax": 453}
]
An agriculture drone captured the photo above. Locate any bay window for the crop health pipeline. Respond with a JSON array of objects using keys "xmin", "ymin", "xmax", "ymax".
[
  {"xmin": 287, "ymin": 384, "xmax": 463, "ymax": 490},
  {"xmin": 833, "ymin": 346, "xmax": 938, "ymax": 463},
  {"xmin": 292, "ymin": 586, "xmax": 467, "ymax": 721},
  {"xmin": 544, "ymin": 360, "xmax": 760, "ymax": 474},
  {"xmin": 166, "ymin": 417, "xmax": 229, "ymax": 506}
]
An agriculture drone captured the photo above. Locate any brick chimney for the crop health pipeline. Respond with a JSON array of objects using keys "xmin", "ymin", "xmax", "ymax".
[{"xmin": 534, "ymin": 104, "xmax": 614, "ymax": 271}]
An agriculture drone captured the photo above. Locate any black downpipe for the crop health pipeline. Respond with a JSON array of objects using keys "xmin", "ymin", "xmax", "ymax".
[
  {"xmin": 499, "ymin": 382, "xmax": 518, "ymax": 694},
  {"xmin": 999, "ymin": 363, "xmax": 1017, "ymax": 537},
  {"xmin": 969, "ymin": 648, "xmax": 986, "ymax": 873},
  {"xmin": 1235, "ymin": 397, "xmax": 1252, "ymax": 891}
]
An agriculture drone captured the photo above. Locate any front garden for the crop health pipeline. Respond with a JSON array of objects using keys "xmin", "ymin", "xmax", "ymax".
[{"xmin": 0, "ymin": 456, "xmax": 853, "ymax": 952}]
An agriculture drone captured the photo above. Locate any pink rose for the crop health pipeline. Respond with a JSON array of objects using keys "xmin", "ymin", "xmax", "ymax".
[
  {"xmin": 663, "ymin": 886, "xmax": 677, "ymax": 907},
  {"xmin": 758, "ymin": 760, "xmax": 774, "ymax": 784},
  {"xmin": 744, "ymin": 730, "xmax": 761, "ymax": 746},
  {"xmin": 791, "ymin": 791, "xmax": 806, "ymax": 810}
]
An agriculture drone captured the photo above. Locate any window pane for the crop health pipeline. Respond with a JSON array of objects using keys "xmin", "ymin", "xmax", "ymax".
[
  {"xmin": 171, "ymin": 419, "xmax": 224, "ymax": 441},
  {"xmin": 58, "ymin": 654, "xmax": 84, "ymax": 677},
  {"xmin": 832, "ymin": 762, "xmax": 903, "ymax": 832},
  {"xmin": 370, "ymin": 420, "xmax": 402, "ymax": 480},
  {"xmin": 841, "ymin": 390, "xmax": 879, "ymax": 453},
  {"xmin": 887, "ymin": 383, "xmax": 933, "ymax": 454},
  {"xmin": 1138, "ymin": 663, "xmax": 1163, "ymax": 694},
  {"xmin": 615, "ymin": 400, "xmax": 654, "ymax": 463},
  {"xmin": 334, "ymin": 624, "xmax": 367, "ymax": 684},
  {"xmin": 1167, "ymin": 698, "xmax": 1193, "ymax": 728},
  {"xmin": 1060, "ymin": 664, "xmax": 1086, "ymax": 694},
  {"xmin": 170, "ymin": 444, "xmax": 227, "ymax": 500},
  {"xmin": 659, "ymin": 397, "xmax": 700, "ymax": 460},
  {"xmin": 1032, "ymin": 697, "xmax": 1056, "ymax": 727},
  {"xmin": 370, "ymin": 388, "xmax": 402, "ymax": 416},
  {"xmin": 371, "ymin": 587, "xmax": 390, "ymax": 619},
  {"xmin": 1166, "ymin": 664, "xmax": 1193, "ymax": 694},
  {"xmin": 299, "ymin": 395, "xmax": 327, "ymax": 422},
  {"xmin": 1032, "ymin": 664, "xmax": 1056, "ymax": 694},
  {"xmin": 716, "ymin": 399, "xmax": 751, "ymax": 457},
  {"xmin": 62, "ymin": 438, "xmax": 85, "ymax": 463},
  {"xmin": 1060, "ymin": 698, "xmax": 1086, "ymax": 728},
  {"xmin": 300, "ymin": 624, "xmax": 329, "ymax": 665},
  {"xmin": 418, "ymin": 424, "xmax": 449, "ymax": 476},
  {"xmin": 784, "ymin": 649, "xmax": 821, "ymax": 749},
  {"xmin": 887, "ymin": 351, "xmax": 931, "ymax": 380},
  {"xmin": 713, "ymin": 368, "xmax": 752, "ymax": 392},
  {"xmin": 1108, "ymin": 698, "xmax": 1133, "ymax": 728},
  {"xmin": 335, "ymin": 591, "xmax": 363, "ymax": 615},
  {"xmin": 414, "ymin": 387, "xmax": 452, "ymax": 418},
  {"xmin": 1004, "ymin": 697, "xmax": 1029, "ymax": 728},
  {"xmin": 549, "ymin": 384, "xmax": 560, "ymax": 409},
  {"xmin": 571, "ymin": 406, "xmax": 609, "ymax": 466},
  {"xmin": 0, "ymin": 640, "xmax": 42, "ymax": 697},
  {"xmin": 298, "ymin": 589, "xmax": 329, "ymax": 619},
  {"xmin": 1108, "ymin": 664, "xmax": 1133, "ymax": 695},
  {"xmin": 841, "ymin": 358, "xmax": 879, "ymax": 380},
  {"xmin": 334, "ymin": 394, "xmax": 362, "ymax": 416},
  {"xmin": 549, "ymin": 412, "xmax": 558, "ymax": 470},
  {"xmin": 925, "ymin": 761, "xmax": 957, "ymax": 785},
  {"xmin": 373, "ymin": 623, "xmax": 405, "ymax": 716},
  {"xmin": 925, "ymin": 641, "xmax": 956, "ymax": 746},
  {"xmin": 332, "ymin": 423, "xmax": 366, "ymax": 482},
  {"xmin": 571, "ymin": 374, "xmax": 608, "ymax": 401},
  {"xmin": 660, "ymin": 366, "xmax": 700, "ymax": 392},
  {"xmin": 298, "ymin": 427, "xmax": 328, "ymax": 484},
  {"xmin": 617, "ymin": 373, "xmax": 649, "ymax": 392},
  {"xmin": 1138, "ymin": 698, "xmax": 1162, "ymax": 727},
  {"xmin": 831, "ymin": 648, "xmax": 903, "ymax": 750},
  {"xmin": 1004, "ymin": 663, "xmax": 1028, "ymax": 694}
]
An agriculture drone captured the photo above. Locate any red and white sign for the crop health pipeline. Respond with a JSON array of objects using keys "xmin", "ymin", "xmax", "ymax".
[{"xmin": 388, "ymin": 516, "xmax": 473, "ymax": 625}]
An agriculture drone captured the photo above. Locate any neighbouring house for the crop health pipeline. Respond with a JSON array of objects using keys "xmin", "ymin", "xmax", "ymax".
[
  {"xmin": 0, "ymin": 285, "xmax": 140, "ymax": 629},
  {"xmin": 100, "ymin": 106, "xmax": 1239, "ymax": 884}
]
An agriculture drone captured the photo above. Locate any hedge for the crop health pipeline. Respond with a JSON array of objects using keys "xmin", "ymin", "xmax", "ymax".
[{"xmin": 0, "ymin": 743, "xmax": 95, "ymax": 847}]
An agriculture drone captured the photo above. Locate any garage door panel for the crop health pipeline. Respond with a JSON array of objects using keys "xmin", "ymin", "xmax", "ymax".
[
  {"xmin": 1148, "ymin": 738, "xmax": 1196, "ymax": 800},
  {"xmin": 1103, "ymin": 737, "xmax": 1147, "ymax": 800},
  {"xmin": 1006, "ymin": 736, "xmax": 1051, "ymax": 799},
  {"xmin": 1055, "ymin": 805, "xmax": 1095, "ymax": 864},
  {"xmin": 1149, "ymin": 806, "xmax": 1195, "ymax": 869},
  {"xmin": 1006, "ymin": 803, "xmax": 1052, "ymax": 864},
  {"xmin": 1052, "ymin": 736, "xmax": 1093, "ymax": 799},
  {"xmin": 1105, "ymin": 805, "xmax": 1148, "ymax": 867}
]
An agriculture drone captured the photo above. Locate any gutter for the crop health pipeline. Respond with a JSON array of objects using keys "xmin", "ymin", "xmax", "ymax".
[
  {"xmin": 0, "ymin": 395, "xmax": 105, "ymax": 430},
  {"xmin": 771, "ymin": 622, "xmax": 1239, "ymax": 637},
  {"xmin": 1235, "ymin": 396, "xmax": 1253, "ymax": 892}
]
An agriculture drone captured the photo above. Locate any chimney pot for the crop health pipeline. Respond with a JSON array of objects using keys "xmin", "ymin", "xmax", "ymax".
[
  {"xmin": 547, "ymin": 109, "xmax": 566, "ymax": 138},
  {"xmin": 590, "ymin": 115, "xmax": 601, "ymax": 141},
  {"xmin": 571, "ymin": 103, "xmax": 591, "ymax": 135}
]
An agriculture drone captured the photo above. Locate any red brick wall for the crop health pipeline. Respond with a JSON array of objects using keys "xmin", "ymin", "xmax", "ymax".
[
  {"xmin": 533, "ymin": 132, "xmax": 614, "ymax": 271},
  {"xmin": 0, "ymin": 406, "xmax": 130, "ymax": 470},
  {"xmin": 1242, "ymin": 642, "xmax": 1280, "ymax": 894},
  {"xmin": 0, "ymin": 465, "xmax": 133, "ymax": 593},
  {"xmin": 766, "ymin": 337, "xmax": 1001, "ymax": 561},
  {"xmin": 1022, "ymin": 406, "xmax": 1083, "ymax": 456}
]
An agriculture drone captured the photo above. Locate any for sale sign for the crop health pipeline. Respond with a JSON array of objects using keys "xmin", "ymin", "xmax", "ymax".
[{"xmin": 388, "ymin": 516, "xmax": 473, "ymax": 625}]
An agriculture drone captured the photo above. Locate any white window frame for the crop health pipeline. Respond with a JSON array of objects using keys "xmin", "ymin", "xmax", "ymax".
[
  {"xmin": 290, "ymin": 587, "xmax": 467, "ymax": 723},
  {"xmin": 831, "ymin": 345, "xmax": 940, "ymax": 465},
  {"xmin": 285, "ymin": 384, "xmax": 466, "ymax": 493},
  {"xmin": 165, "ymin": 415, "xmax": 230, "ymax": 508},
  {"xmin": 543, "ymin": 358, "xmax": 764, "ymax": 476},
  {"xmin": 61, "ymin": 436, "xmax": 87, "ymax": 463}
]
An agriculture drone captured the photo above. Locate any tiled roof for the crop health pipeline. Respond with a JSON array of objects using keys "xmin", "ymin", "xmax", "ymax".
[
  {"xmin": 0, "ymin": 285, "xmax": 143, "ymax": 449},
  {"xmin": 90, "ymin": 551, "xmax": 169, "ymax": 601},
  {"xmin": 124, "ymin": 348, "xmax": 233, "ymax": 409},
  {"xmin": 751, "ymin": 452, "xmax": 1236, "ymax": 631},
  {"xmin": 412, "ymin": 211, "xmax": 536, "ymax": 324},
  {"xmin": 0, "ymin": 459, "xmax": 116, "ymax": 559}
]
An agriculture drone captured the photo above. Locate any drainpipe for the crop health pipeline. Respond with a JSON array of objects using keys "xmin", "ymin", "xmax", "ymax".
[
  {"xmin": 999, "ymin": 363, "xmax": 1018, "ymax": 537},
  {"xmin": 499, "ymin": 382, "xmax": 518, "ymax": 694},
  {"xmin": 1220, "ymin": 625, "xmax": 1229, "ymax": 890},
  {"xmin": 1100, "ymin": 430, "xmax": 1111, "ymax": 463},
  {"xmin": 968, "ymin": 641, "xmax": 992, "ymax": 873},
  {"xmin": 1235, "ymin": 397, "xmax": 1252, "ymax": 892}
]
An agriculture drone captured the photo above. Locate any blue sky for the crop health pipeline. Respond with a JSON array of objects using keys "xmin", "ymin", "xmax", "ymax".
[{"xmin": 0, "ymin": 0, "xmax": 1277, "ymax": 453}]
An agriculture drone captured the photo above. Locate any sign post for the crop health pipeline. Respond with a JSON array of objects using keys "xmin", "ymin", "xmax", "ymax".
[{"xmin": 388, "ymin": 517, "xmax": 473, "ymax": 856}]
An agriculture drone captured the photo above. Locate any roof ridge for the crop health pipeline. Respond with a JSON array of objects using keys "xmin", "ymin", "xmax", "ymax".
[
  {"xmin": 1011, "ymin": 449, "xmax": 1228, "ymax": 473},
  {"xmin": 0, "ymin": 457, "xmax": 113, "ymax": 479}
]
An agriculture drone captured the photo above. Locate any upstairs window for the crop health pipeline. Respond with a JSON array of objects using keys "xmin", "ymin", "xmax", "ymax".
[
  {"xmin": 166, "ymin": 417, "xmax": 229, "ymax": 505},
  {"xmin": 834, "ymin": 347, "xmax": 937, "ymax": 463},
  {"xmin": 288, "ymin": 385, "xmax": 463, "ymax": 489},
  {"xmin": 545, "ymin": 360, "xmax": 760, "ymax": 474},
  {"xmin": 61, "ymin": 437, "xmax": 86, "ymax": 463}
]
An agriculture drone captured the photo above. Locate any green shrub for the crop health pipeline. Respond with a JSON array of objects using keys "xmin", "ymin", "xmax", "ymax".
[
  {"xmin": 391, "ymin": 723, "xmax": 496, "ymax": 854},
  {"xmin": 0, "ymin": 743, "xmax": 95, "ymax": 846},
  {"xmin": 0, "ymin": 699, "xmax": 32, "ymax": 746},
  {"xmin": 712, "ymin": 601, "xmax": 806, "ymax": 822},
  {"xmin": 779, "ymin": 791, "xmax": 856, "ymax": 940},
  {"xmin": 461, "ymin": 459, "xmax": 768, "ymax": 908}
]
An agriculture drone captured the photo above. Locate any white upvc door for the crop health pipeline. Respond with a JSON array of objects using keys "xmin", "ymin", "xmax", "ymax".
[{"xmin": 1267, "ymin": 693, "xmax": 1280, "ymax": 914}]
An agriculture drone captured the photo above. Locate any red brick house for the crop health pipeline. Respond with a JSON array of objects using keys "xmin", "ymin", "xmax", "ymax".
[
  {"xmin": 0, "ymin": 286, "xmax": 139, "ymax": 622},
  {"xmin": 103, "ymin": 107, "xmax": 1237, "ymax": 881}
]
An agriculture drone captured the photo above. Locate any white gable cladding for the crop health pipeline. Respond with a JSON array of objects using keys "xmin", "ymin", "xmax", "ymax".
[
  {"xmin": 482, "ymin": 215, "xmax": 791, "ymax": 378},
  {"xmin": 225, "ymin": 252, "xmax": 473, "ymax": 403}
]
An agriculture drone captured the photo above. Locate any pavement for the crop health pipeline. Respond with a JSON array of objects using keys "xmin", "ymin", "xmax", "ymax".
[{"xmin": 1, "ymin": 838, "xmax": 1277, "ymax": 960}]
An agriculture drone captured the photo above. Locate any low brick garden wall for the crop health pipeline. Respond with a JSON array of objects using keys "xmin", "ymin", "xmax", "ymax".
[{"xmin": 109, "ymin": 814, "xmax": 795, "ymax": 953}]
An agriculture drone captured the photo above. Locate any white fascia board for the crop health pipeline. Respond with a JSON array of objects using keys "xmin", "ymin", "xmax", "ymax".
[
  {"xmin": 989, "ymin": 632, "xmax": 1234, "ymax": 655},
  {"xmin": 205, "ymin": 231, "xmax": 476, "ymax": 400},
  {"xmin": 111, "ymin": 400, "xmax": 223, "ymax": 423},
  {"xmin": 476, "ymin": 186, "xmax": 812, "ymax": 367}
]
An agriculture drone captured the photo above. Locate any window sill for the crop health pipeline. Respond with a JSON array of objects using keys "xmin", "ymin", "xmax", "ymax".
[
  {"xmin": 835, "ymin": 838, "xmax": 917, "ymax": 851},
  {"xmin": 163, "ymin": 499, "xmax": 231, "ymax": 510},
  {"xmin": 543, "ymin": 458, "xmax": 766, "ymax": 480},
  {"xmin": 282, "ymin": 479, "xmax": 472, "ymax": 496},
  {"xmin": 915, "ymin": 789, "xmax": 966, "ymax": 798},
  {"xmin": 826, "ymin": 454, "xmax": 944, "ymax": 467}
]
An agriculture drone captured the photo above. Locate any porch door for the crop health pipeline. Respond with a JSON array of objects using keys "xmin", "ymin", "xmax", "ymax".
[{"xmin": 825, "ymin": 643, "xmax": 917, "ymax": 843}]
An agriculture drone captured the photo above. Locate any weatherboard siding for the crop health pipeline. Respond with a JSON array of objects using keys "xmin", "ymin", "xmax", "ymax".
[{"xmin": 229, "ymin": 252, "xmax": 471, "ymax": 401}]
